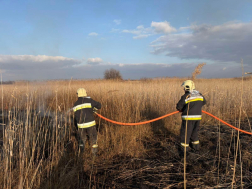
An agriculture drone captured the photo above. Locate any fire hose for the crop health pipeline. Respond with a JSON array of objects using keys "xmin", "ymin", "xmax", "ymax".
[{"xmin": 95, "ymin": 111, "xmax": 252, "ymax": 135}]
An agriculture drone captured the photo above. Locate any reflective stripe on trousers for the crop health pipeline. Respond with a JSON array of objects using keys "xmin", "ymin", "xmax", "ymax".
[
  {"xmin": 92, "ymin": 144, "xmax": 98, "ymax": 148},
  {"xmin": 181, "ymin": 143, "xmax": 189, "ymax": 147},
  {"xmin": 77, "ymin": 120, "xmax": 96, "ymax": 128},
  {"xmin": 191, "ymin": 140, "xmax": 199, "ymax": 144}
]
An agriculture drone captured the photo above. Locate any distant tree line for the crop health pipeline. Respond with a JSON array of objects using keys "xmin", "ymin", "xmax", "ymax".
[{"xmin": 1, "ymin": 81, "xmax": 15, "ymax": 85}]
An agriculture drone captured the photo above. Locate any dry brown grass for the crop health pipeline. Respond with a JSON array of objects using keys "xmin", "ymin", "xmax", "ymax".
[{"xmin": 0, "ymin": 77, "xmax": 252, "ymax": 188}]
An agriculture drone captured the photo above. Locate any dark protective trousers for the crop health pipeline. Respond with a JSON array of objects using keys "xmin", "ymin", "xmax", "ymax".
[
  {"xmin": 76, "ymin": 126, "xmax": 98, "ymax": 154},
  {"xmin": 180, "ymin": 120, "xmax": 200, "ymax": 150}
]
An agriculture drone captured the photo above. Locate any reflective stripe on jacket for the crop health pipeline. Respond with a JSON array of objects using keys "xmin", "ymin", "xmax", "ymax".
[
  {"xmin": 181, "ymin": 115, "xmax": 202, "ymax": 120},
  {"xmin": 185, "ymin": 96, "xmax": 204, "ymax": 104},
  {"xmin": 73, "ymin": 97, "xmax": 101, "ymax": 128}
]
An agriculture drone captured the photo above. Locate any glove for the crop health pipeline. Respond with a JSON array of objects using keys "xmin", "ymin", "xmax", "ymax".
[{"xmin": 93, "ymin": 107, "xmax": 98, "ymax": 113}]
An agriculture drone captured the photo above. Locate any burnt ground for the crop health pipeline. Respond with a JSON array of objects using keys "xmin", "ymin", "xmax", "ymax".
[{"xmin": 39, "ymin": 122, "xmax": 252, "ymax": 189}]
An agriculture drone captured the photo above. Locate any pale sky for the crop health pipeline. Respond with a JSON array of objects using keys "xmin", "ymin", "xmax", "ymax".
[{"xmin": 1, "ymin": 0, "xmax": 252, "ymax": 80}]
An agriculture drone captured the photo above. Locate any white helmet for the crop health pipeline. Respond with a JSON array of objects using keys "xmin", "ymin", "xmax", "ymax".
[
  {"xmin": 77, "ymin": 88, "xmax": 87, "ymax": 97},
  {"xmin": 181, "ymin": 80, "xmax": 195, "ymax": 91}
]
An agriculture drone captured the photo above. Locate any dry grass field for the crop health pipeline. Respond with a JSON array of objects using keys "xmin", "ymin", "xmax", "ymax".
[{"xmin": 0, "ymin": 77, "xmax": 252, "ymax": 188}]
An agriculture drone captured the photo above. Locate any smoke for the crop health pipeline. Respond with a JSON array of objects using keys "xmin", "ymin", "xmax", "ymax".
[
  {"xmin": 36, "ymin": 86, "xmax": 53, "ymax": 117},
  {"xmin": 32, "ymin": 82, "xmax": 71, "ymax": 128}
]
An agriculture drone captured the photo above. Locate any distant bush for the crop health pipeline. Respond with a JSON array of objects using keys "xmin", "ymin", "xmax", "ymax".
[{"xmin": 104, "ymin": 68, "xmax": 122, "ymax": 80}]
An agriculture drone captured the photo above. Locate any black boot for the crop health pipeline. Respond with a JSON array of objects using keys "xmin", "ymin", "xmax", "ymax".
[
  {"xmin": 79, "ymin": 144, "xmax": 85, "ymax": 154},
  {"xmin": 178, "ymin": 145, "xmax": 189, "ymax": 158},
  {"xmin": 92, "ymin": 144, "xmax": 98, "ymax": 157},
  {"xmin": 189, "ymin": 143, "xmax": 199, "ymax": 153}
]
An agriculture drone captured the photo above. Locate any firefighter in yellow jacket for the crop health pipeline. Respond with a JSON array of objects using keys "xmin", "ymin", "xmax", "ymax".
[
  {"xmin": 176, "ymin": 80, "xmax": 206, "ymax": 155},
  {"xmin": 73, "ymin": 88, "xmax": 101, "ymax": 156}
]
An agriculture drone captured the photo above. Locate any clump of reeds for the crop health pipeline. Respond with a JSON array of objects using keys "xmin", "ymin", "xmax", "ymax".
[{"xmin": 192, "ymin": 63, "xmax": 206, "ymax": 80}]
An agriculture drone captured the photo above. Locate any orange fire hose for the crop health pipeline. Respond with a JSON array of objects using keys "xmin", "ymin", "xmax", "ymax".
[
  {"xmin": 95, "ymin": 111, "xmax": 180, "ymax": 126},
  {"xmin": 202, "ymin": 110, "xmax": 252, "ymax": 135},
  {"xmin": 95, "ymin": 111, "xmax": 252, "ymax": 135}
]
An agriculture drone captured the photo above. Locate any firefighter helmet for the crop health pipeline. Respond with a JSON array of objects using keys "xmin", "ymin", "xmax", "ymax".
[
  {"xmin": 181, "ymin": 80, "xmax": 195, "ymax": 91},
  {"xmin": 77, "ymin": 88, "xmax": 87, "ymax": 97}
]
